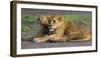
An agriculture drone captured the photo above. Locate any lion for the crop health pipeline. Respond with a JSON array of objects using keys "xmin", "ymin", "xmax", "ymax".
[{"xmin": 33, "ymin": 15, "xmax": 91, "ymax": 42}]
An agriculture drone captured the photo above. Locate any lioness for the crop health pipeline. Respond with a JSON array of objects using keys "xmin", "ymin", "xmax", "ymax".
[{"xmin": 33, "ymin": 15, "xmax": 91, "ymax": 42}]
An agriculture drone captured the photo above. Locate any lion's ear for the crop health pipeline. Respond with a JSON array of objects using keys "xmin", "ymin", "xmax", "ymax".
[
  {"xmin": 39, "ymin": 15, "xmax": 44, "ymax": 19},
  {"xmin": 58, "ymin": 16, "xmax": 64, "ymax": 21},
  {"xmin": 37, "ymin": 15, "xmax": 44, "ymax": 22}
]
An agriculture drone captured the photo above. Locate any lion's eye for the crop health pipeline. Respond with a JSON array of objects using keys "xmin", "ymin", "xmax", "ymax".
[{"xmin": 53, "ymin": 20, "xmax": 55, "ymax": 23}]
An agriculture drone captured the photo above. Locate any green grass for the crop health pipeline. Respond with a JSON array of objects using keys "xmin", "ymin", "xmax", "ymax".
[
  {"xmin": 21, "ymin": 25, "xmax": 31, "ymax": 32},
  {"xmin": 64, "ymin": 14, "xmax": 91, "ymax": 25},
  {"xmin": 21, "ymin": 16, "xmax": 38, "ymax": 23},
  {"xmin": 21, "ymin": 15, "xmax": 91, "ymax": 24},
  {"xmin": 21, "ymin": 16, "xmax": 38, "ymax": 32},
  {"xmin": 64, "ymin": 15, "xmax": 90, "ymax": 21}
]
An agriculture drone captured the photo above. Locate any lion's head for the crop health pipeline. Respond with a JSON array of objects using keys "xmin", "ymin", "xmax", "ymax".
[
  {"xmin": 37, "ymin": 15, "xmax": 67, "ymax": 34},
  {"xmin": 47, "ymin": 16, "xmax": 66, "ymax": 31}
]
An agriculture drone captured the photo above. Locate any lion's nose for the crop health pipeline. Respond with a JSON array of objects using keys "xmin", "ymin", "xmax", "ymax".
[{"xmin": 48, "ymin": 24, "xmax": 52, "ymax": 28}]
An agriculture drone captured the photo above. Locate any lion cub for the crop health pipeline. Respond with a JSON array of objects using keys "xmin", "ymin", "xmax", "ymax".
[{"xmin": 33, "ymin": 15, "xmax": 91, "ymax": 42}]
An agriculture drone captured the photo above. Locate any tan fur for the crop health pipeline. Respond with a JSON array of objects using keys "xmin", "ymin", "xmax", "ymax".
[
  {"xmin": 33, "ymin": 15, "xmax": 91, "ymax": 42},
  {"xmin": 48, "ymin": 16, "xmax": 91, "ymax": 42}
]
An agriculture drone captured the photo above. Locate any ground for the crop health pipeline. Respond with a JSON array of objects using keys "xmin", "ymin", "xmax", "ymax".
[{"xmin": 21, "ymin": 40, "xmax": 91, "ymax": 49}]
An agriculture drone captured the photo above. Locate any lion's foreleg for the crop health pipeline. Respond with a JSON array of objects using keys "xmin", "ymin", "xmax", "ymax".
[{"xmin": 33, "ymin": 35, "xmax": 49, "ymax": 42}]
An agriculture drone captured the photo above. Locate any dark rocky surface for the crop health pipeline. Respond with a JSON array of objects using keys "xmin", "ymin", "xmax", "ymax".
[{"xmin": 21, "ymin": 40, "xmax": 92, "ymax": 49}]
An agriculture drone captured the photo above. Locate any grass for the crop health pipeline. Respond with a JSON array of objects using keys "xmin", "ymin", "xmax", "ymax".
[
  {"xmin": 64, "ymin": 14, "xmax": 91, "ymax": 25},
  {"xmin": 21, "ymin": 25, "xmax": 31, "ymax": 32},
  {"xmin": 21, "ymin": 16, "xmax": 38, "ymax": 32},
  {"xmin": 21, "ymin": 15, "xmax": 91, "ymax": 32},
  {"xmin": 21, "ymin": 16, "xmax": 38, "ymax": 23}
]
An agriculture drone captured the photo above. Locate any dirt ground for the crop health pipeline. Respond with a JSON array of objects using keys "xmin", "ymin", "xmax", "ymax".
[{"xmin": 21, "ymin": 40, "xmax": 92, "ymax": 49}]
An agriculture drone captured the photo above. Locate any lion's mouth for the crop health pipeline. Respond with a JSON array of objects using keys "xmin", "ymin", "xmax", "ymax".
[
  {"xmin": 49, "ymin": 28, "xmax": 56, "ymax": 35},
  {"xmin": 49, "ymin": 28, "xmax": 55, "ymax": 31}
]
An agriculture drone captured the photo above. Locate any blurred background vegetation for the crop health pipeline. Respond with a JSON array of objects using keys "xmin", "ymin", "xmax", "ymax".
[
  {"xmin": 21, "ymin": 15, "xmax": 91, "ymax": 32},
  {"xmin": 21, "ymin": 16, "xmax": 38, "ymax": 23},
  {"xmin": 21, "ymin": 16, "xmax": 38, "ymax": 32}
]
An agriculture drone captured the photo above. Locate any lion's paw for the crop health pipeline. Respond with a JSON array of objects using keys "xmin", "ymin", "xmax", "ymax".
[{"xmin": 33, "ymin": 38, "xmax": 48, "ymax": 42}]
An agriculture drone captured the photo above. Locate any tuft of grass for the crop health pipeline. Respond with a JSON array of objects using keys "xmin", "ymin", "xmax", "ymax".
[
  {"xmin": 21, "ymin": 16, "xmax": 38, "ymax": 23},
  {"xmin": 64, "ymin": 15, "xmax": 90, "ymax": 21},
  {"xmin": 21, "ymin": 25, "xmax": 31, "ymax": 32},
  {"xmin": 64, "ymin": 14, "xmax": 91, "ymax": 26},
  {"xmin": 21, "ymin": 16, "xmax": 38, "ymax": 32}
]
